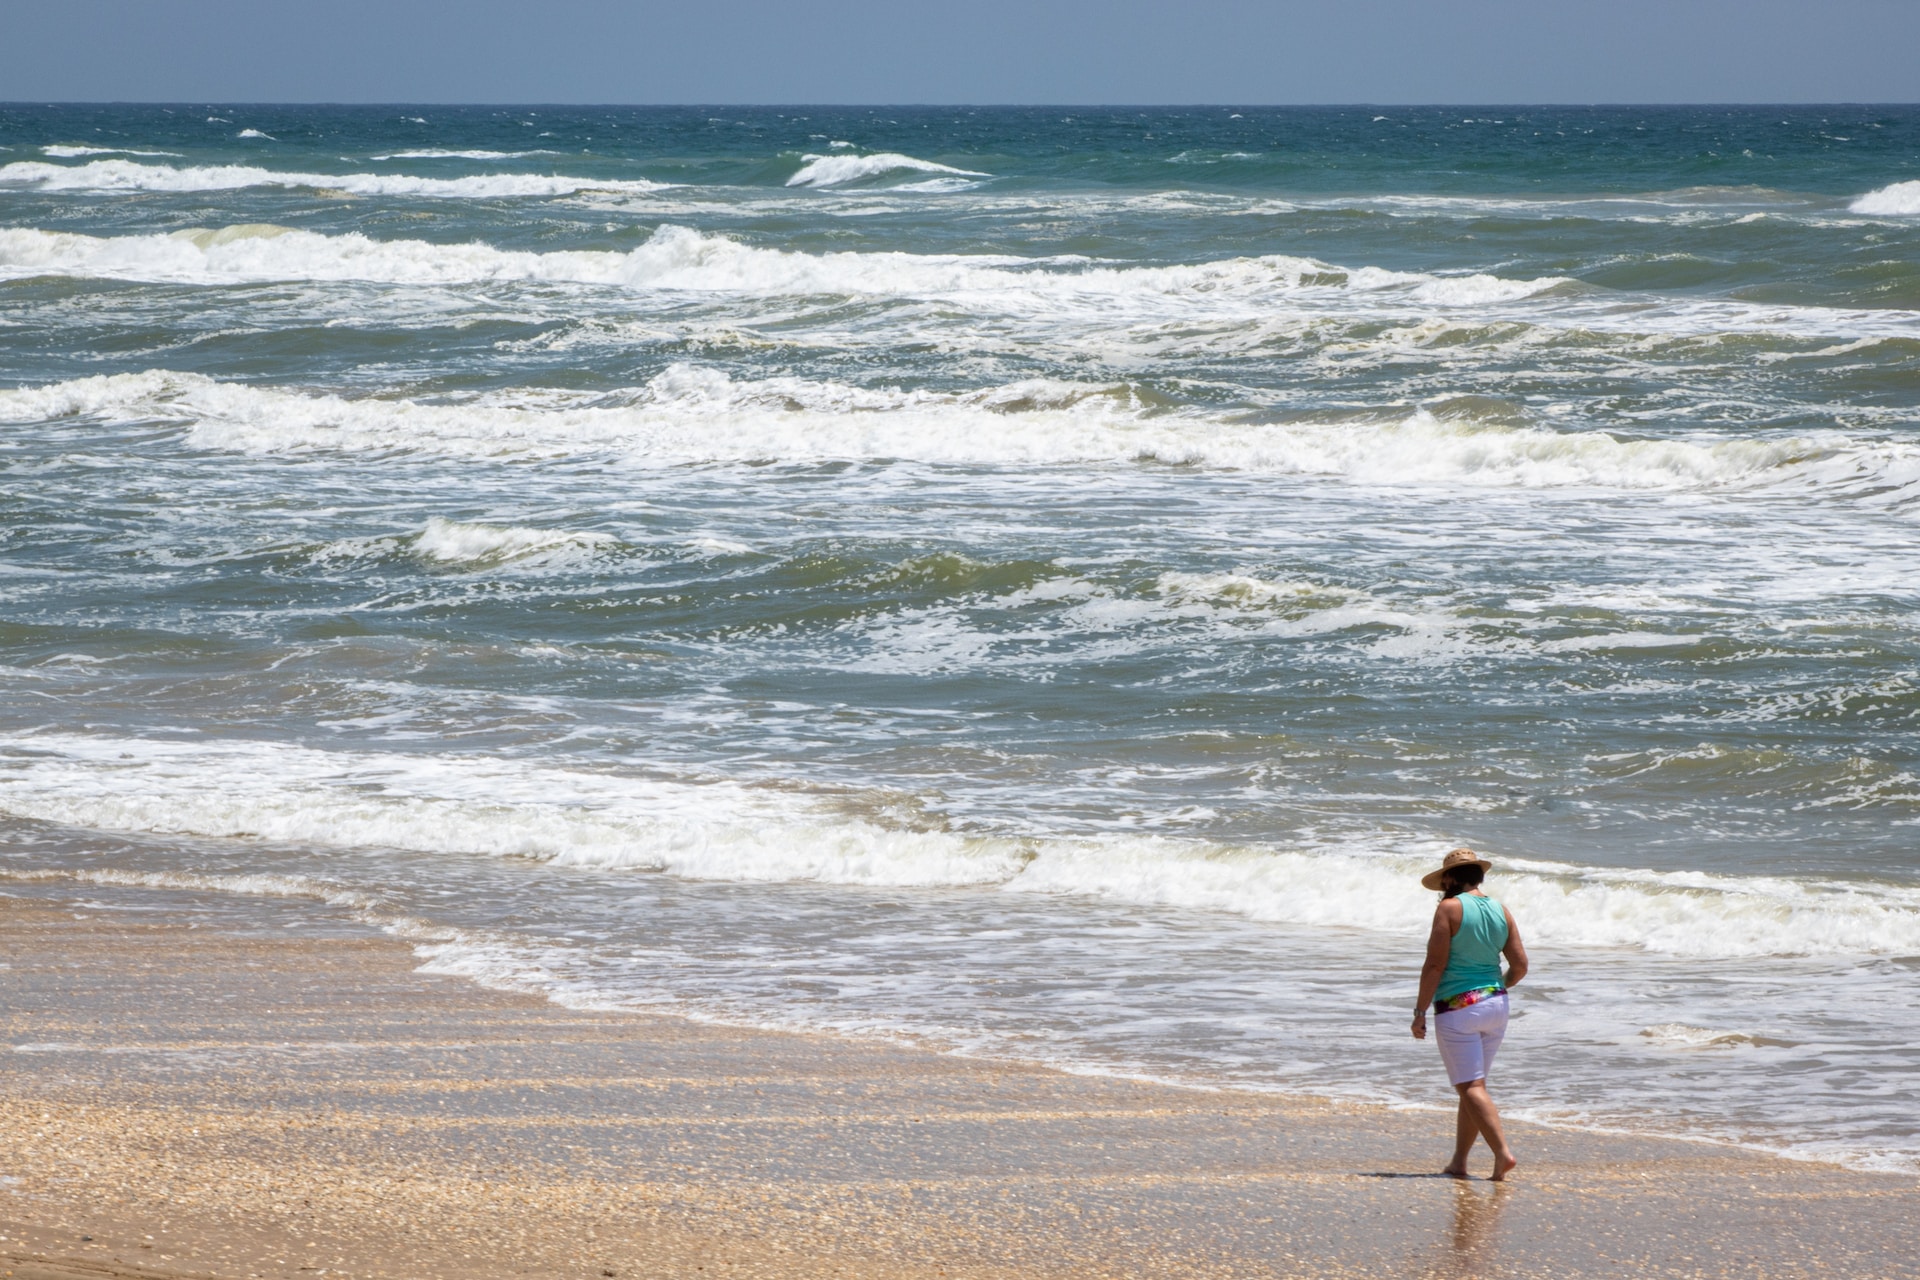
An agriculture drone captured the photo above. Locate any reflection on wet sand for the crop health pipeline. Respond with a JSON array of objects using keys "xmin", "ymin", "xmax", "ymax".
[{"xmin": 1418, "ymin": 1181, "xmax": 1512, "ymax": 1279}]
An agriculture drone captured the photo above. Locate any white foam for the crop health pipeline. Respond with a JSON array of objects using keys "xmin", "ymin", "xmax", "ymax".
[
  {"xmin": 4, "ymin": 733, "xmax": 1920, "ymax": 960},
  {"xmin": 41, "ymin": 145, "xmax": 181, "ymax": 158},
  {"xmin": 786, "ymin": 152, "xmax": 989, "ymax": 188},
  {"xmin": 407, "ymin": 517, "xmax": 617, "ymax": 567},
  {"xmin": 369, "ymin": 149, "xmax": 560, "ymax": 160},
  {"xmin": 11, "ymin": 223, "xmax": 1806, "ymax": 355},
  {"xmin": 0, "ymin": 159, "xmax": 669, "ymax": 199},
  {"xmin": 1, "ymin": 865, "xmax": 386, "ymax": 912},
  {"xmin": 0, "ymin": 224, "xmax": 659, "ymax": 287},
  {"xmin": 1152, "ymin": 571, "xmax": 1348, "ymax": 610},
  {"xmin": 891, "ymin": 177, "xmax": 983, "ymax": 194},
  {"xmin": 1638, "ymin": 1023, "xmax": 1797, "ymax": 1051},
  {"xmin": 236, "ymin": 129, "xmax": 275, "ymax": 140},
  {"xmin": 19, "ymin": 222, "xmax": 1781, "ymax": 377},
  {"xmin": 24, "ymin": 218, "xmax": 1878, "ymax": 359},
  {"xmin": 308, "ymin": 517, "xmax": 620, "ymax": 571},
  {"xmin": 1, "ymin": 368, "xmax": 1901, "ymax": 501},
  {"xmin": 1849, "ymin": 181, "xmax": 1920, "ymax": 216},
  {"xmin": 0, "ymin": 734, "xmax": 1030, "ymax": 888},
  {"xmin": 0, "ymin": 222, "xmax": 1340, "ymax": 299},
  {"xmin": 1538, "ymin": 631, "xmax": 1704, "ymax": 652}
]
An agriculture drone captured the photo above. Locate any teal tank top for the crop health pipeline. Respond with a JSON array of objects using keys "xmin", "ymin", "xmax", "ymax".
[{"xmin": 1437, "ymin": 894, "xmax": 1509, "ymax": 1000}]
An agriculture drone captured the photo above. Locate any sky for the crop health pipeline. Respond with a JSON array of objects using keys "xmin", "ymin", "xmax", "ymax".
[{"xmin": 6, "ymin": 0, "xmax": 1919, "ymax": 104}]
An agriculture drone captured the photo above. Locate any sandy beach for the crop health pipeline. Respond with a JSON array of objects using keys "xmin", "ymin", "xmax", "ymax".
[{"xmin": 1, "ymin": 886, "xmax": 1914, "ymax": 1280}]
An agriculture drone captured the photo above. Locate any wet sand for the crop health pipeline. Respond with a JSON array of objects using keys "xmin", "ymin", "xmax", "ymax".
[{"xmin": 2, "ymin": 889, "xmax": 1915, "ymax": 1280}]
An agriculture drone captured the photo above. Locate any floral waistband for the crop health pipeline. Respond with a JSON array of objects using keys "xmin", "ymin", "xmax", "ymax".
[{"xmin": 1434, "ymin": 985, "xmax": 1505, "ymax": 1014}]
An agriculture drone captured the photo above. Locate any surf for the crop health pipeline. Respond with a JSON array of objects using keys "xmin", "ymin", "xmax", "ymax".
[
  {"xmin": 5, "ymin": 731, "xmax": 1920, "ymax": 961},
  {"xmin": 0, "ymin": 158, "xmax": 671, "ymax": 199},
  {"xmin": 4, "ymin": 369, "xmax": 1905, "ymax": 503}
]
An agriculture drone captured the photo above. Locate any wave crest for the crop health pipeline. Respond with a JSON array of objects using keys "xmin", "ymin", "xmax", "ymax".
[
  {"xmin": 1, "ymin": 369, "xmax": 1901, "ymax": 502},
  {"xmin": 408, "ymin": 517, "xmax": 618, "ymax": 568},
  {"xmin": 42, "ymin": 145, "xmax": 181, "ymax": 158},
  {"xmin": 0, "ymin": 223, "xmax": 1571, "ymax": 315},
  {"xmin": 0, "ymin": 158, "xmax": 669, "ymax": 199},
  {"xmin": 786, "ymin": 152, "xmax": 989, "ymax": 188},
  {"xmin": 369, "ymin": 149, "xmax": 560, "ymax": 160},
  {"xmin": 1849, "ymin": 180, "xmax": 1920, "ymax": 217}
]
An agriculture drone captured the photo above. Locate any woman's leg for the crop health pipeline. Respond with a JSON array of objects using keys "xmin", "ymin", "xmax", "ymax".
[
  {"xmin": 1444, "ymin": 1092, "xmax": 1478, "ymax": 1176},
  {"xmin": 1434, "ymin": 1008, "xmax": 1488, "ymax": 1176},
  {"xmin": 1456, "ymin": 1078, "xmax": 1518, "ymax": 1180}
]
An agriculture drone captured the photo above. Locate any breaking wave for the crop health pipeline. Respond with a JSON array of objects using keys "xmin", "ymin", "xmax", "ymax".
[
  {"xmin": 4, "ymin": 733, "xmax": 1920, "ymax": 960},
  {"xmin": 0, "ymin": 222, "xmax": 1563, "ymax": 310},
  {"xmin": 4, "ymin": 368, "xmax": 1904, "ymax": 501},
  {"xmin": 298, "ymin": 517, "xmax": 621, "ymax": 571},
  {"xmin": 1849, "ymin": 180, "xmax": 1920, "ymax": 217},
  {"xmin": 368, "ymin": 149, "xmax": 560, "ymax": 160},
  {"xmin": 41, "ymin": 145, "xmax": 181, "ymax": 158},
  {"xmin": 0, "ymin": 159, "xmax": 669, "ymax": 199},
  {"xmin": 407, "ymin": 517, "xmax": 618, "ymax": 567},
  {"xmin": 786, "ymin": 151, "xmax": 990, "ymax": 188}
]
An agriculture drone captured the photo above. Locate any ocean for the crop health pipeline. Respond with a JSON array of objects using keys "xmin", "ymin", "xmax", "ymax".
[{"xmin": 2, "ymin": 103, "xmax": 1917, "ymax": 1171}]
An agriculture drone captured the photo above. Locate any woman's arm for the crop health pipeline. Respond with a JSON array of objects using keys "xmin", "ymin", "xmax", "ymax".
[
  {"xmin": 1411, "ymin": 900, "xmax": 1458, "ymax": 1040},
  {"xmin": 1501, "ymin": 906, "xmax": 1529, "ymax": 989}
]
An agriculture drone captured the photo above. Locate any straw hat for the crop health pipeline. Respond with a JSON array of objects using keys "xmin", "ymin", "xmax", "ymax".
[{"xmin": 1421, "ymin": 847, "xmax": 1492, "ymax": 891}]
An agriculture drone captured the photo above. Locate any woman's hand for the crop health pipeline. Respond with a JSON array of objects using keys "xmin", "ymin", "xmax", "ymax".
[{"xmin": 1413, "ymin": 901, "xmax": 1455, "ymax": 1041}]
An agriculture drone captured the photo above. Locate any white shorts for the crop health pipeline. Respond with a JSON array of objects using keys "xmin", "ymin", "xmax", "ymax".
[{"xmin": 1434, "ymin": 992, "xmax": 1508, "ymax": 1085}]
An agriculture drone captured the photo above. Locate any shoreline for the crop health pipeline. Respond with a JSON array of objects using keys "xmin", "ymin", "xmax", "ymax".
[
  {"xmin": 14, "ymin": 862, "xmax": 1901, "ymax": 1179},
  {"xmin": 4, "ymin": 886, "xmax": 1918, "ymax": 1279}
]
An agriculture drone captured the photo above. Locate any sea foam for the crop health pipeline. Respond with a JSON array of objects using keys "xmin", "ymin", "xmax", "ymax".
[
  {"xmin": 0, "ymin": 159, "xmax": 669, "ymax": 199},
  {"xmin": 1849, "ymin": 181, "xmax": 1920, "ymax": 216},
  {"xmin": 305, "ymin": 516, "xmax": 622, "ymax": 571},
  {"xmin": 407, "ymin": 517, "xmax": 618, "ymax": 568},
  {"xmin": 786, "ymin": 152, "xmax": 989, "ymax": 188},
  {"xmin": 4, "ymin": 732, "xmax": 1919, "ymax": 960},
  {"xmin": 0, "ymin": 368, "xmax": 1883, "ymax": 500},
  {"xmin": 41, "ymin": 145, "xmax": 182, "ymax": 158},
  {"xmin": 0, "ymin": 222, "xmax": 1575, "ymax": 319},
  {"xmin": 369, "ymin": 149, "xmax": 561, "ymax": 160},
  {"xmin": 21, "ymin": 219, "xmax": 1891, "ymax": 353}
]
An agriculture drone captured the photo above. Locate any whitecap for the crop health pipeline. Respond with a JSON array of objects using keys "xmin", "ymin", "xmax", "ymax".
[
  {"xmin": 890, "ymin": 177, "xmax": 984, "ymax": 193},
  {"xmin": 369, "ymin": 149, "xmax": 561, "ymax": 160},
  {"xmin": 0, "ymin": 368, "xmax": 1892, "ymax": 503},
  {"xmin": 0, "ymin": 159, "xmax": 669, "ymax": 199},
  {"xmin": 0, "ymin": 222, "xmax": 1559, "ymax": 313},
  {"xmin": 41, "ymin": 145, "xmax": 182, "ymax": 158},
  {"xmin": 1850, "ymin": 180, "xmax": 1920, "ymax": 216},
  {"xmin": 407, "ymin": 516, "xmax": 617, "ymax": 568},
  {"xmin": 786, "ymin": 151, "xmax": 990, "ymax": 188}
]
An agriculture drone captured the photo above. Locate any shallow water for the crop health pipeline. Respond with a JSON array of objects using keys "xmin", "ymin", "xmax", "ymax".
[{"xmin": 2, "ymin": 104, "xmax": 1917, "ymax": 1169}]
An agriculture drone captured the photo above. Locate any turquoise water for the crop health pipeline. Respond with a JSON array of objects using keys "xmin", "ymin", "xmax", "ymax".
[{"xmin": 3, "ymin": 105, "xmax": 1918, "ymax": 1169}]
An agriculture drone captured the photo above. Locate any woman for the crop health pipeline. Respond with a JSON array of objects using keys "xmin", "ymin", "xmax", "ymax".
[{"xmin": 1410, "ymin": 847, "xmax": 1528, "ymax": 1180}]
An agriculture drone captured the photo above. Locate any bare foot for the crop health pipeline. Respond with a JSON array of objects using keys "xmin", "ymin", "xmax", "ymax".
[
  {"xmin": 1442, "ymin": 1163, "xmax": 1469, "ymax": 1178},
  {"xmin": 1491, "ymin": 1152, "xmax": 1518, "ymax": 1181}
]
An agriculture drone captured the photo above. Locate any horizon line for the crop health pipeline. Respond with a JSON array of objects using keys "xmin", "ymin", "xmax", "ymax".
[{"xmin": 7, "ymin": 100, "xmax": 1920, "ymax": 110}]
